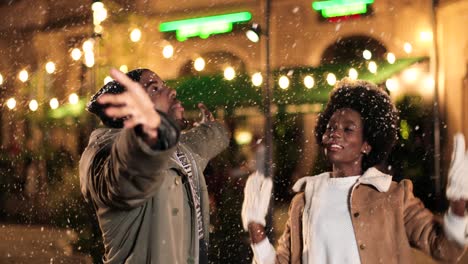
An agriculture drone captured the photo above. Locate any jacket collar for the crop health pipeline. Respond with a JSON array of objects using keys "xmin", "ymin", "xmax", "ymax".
[
  {"xmin": 357, "ymin": 167, "xmax": 393, "ymax": 192},
  {"xmin": 292, "ymin": 166, "xmax": 393, "ymax": 193}
]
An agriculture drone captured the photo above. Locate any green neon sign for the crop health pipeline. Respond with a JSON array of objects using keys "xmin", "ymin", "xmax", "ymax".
[
  {"xmin": 312, "ymin": 0, "xmax": 374, "ymax": 18},
  {"xmin": 159, "ymin": 12, "xmax": 252, "ymax": 41}
]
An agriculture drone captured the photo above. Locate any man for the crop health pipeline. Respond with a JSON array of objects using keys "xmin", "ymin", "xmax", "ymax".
[{"xmin": 79, "ymin": 68, "xmax": 229, "ymax": 263}]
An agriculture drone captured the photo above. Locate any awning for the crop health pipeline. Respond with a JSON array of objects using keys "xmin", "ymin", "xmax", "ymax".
[
  {"xmin": 171, "ymin": 57, "xmax": 428, "ymax": 111},
  {"xmin": 47, "ymin": 57, "xmax": 427, "ymax": 119}
]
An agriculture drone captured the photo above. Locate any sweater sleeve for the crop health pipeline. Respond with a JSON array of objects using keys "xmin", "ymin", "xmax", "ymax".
[
  {"xmin": 81, "ymin": 119, "xmax": 179, "ymax": 209},
  {"xmin": 250, "ymin": 193, "xmax": 304, "ymax": 264},
  {"xmin": 402, "ymin": 180, "xmax": 466, "ymax": 262},
  {"xmin": 443, "ymin": 208, "xmax": 468, "ymax": 246},
  {"xmin": 251, "ymin": 238, "xmax": 276, "ymax": 264}
]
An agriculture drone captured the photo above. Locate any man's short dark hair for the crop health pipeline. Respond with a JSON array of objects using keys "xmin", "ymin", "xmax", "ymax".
[
  {"xmin": 87, "ymin": 68, "xmax": 149, "ymax": 128},
  {"xmin": 315, "ymin": 78, "xmax": 399, "ymax": 170}
]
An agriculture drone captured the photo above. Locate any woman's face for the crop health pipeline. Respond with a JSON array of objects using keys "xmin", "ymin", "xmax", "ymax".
[{"xmin": 322, "ymin": 108, "xmax": 371, "ymax": 170}]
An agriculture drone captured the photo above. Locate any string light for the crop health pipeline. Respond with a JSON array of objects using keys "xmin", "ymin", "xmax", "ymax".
[
  {"xmin": 49, "ymin": 98, "xmax": 59, "ymax": 109},
  {"xmin": 92, "ymin": 1, "xmax": 107, "ymax": 26},
  {"xmin": 130, "ymin": 28, "xmax": 142, "ymax": 42},
  {"xmin": 104, "ymin": 76, "xmax": 113, "ymax": 84},
  {"xmin": 387, "ymin": 52, "xmax": 396, "ymax": 64},
  {"xmin": 29, "ymin": 99, "xmax": 39, "ymax": 111},
  {"xmin": 94, "ymin": 25, "xmax": 103, "ymax": 34},
  {"xmin": 385, "ymin": 78, "xmax": 399, "ymax": 92},
  {"xmin": 224, "ymin": 67, "xmax": 235, "ymax": 80},
  {"xmin": 368, "ymin": 61, "xmax": 377, "ymax": 73},
  {"xmin": 82, "ymin": 39, "xmax": 95, "ymax": 53},
  {"xmin": 278, "ymin": 75, "xmax": 290, "ymax": 89},
  {"xmin": 304, "ymin": 75, "xmax": 315, "ymax": 89},
  {"xmin": 403, "ymin": 42, "xmax": 412, "ymax": 54},
  {"xmin": 69, "ymin": 93, "xmax": 79, "ymax": 104},
  {"xmin": 45, "ymin": 61, "xmax": 56, "ymax": 74},
  {"xmin": 420, "ymin": 31, "xmax": 432, "ymax": 42},
  {"xmin": 84, "ymin": 52, "xmax": 95, "ymax": 68},
  {"xmin": 71, "ymin": 48, "xmax": 82, "ymax": 61},
  {"xmin": 162, "ymin": 44, "xmax": 174, "ymax": 58},
  {"xmin": 19, "ymin": 70, "xmax": 28, "ymax": 82},
  {"xmin": 363, "ymin": 50, "xmax": 372, "ymax": 60},
  {"xmin": 252, "ymin": 72, "xmax": 263, "ymax": 86},
  {"xmin": 326, "ymin": 73, "xmax": 336, "ymax": 86},
  {"xmin": 119, "ymin": 65, "xmax": 128, "ymax": 73},
  {"xmin": 194, "ymin": 57, "xmax": 205, "ymax": 71},
  {"xmin": 6, "ymin": 98, "xmax": 16, "ymax": 110},
  {"xmin": 348, "ymin": 68, "xmax": 358, "ymax": 80},
  {"xmin": 0, "ymin": 73, "xmax": 3, "ymax": 85}
]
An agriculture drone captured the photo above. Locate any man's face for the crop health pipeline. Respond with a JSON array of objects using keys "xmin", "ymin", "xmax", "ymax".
[{"xmin": 138, "ymin": 70, "xmax": 185, "ymax": 123}]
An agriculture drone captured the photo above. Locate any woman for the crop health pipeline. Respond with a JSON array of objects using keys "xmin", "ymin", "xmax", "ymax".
[{"xmin": 242, "ymin": 78, "xmax": 467, "ymax": 263}]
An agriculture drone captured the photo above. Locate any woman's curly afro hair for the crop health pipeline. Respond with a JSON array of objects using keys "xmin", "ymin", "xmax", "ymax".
[{"xmin": 315, "ymin": 78, "xmax": 399, "ymax": 170}]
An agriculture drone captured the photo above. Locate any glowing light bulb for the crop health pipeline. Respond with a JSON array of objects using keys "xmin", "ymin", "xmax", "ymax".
[
  {"xmin": 45, "ymin": 61, "xmax": 56, "ymax": 74},
  {"xmin": 130, "ymin": 28, "xmax": 142, "ymax": 42},
  {"xmin": 91, "ymin": 2, "xmax": 104, "ymax": 11},
  {"xmin": 19, "ymin": 70, "xmax": 28, "ymax": 82},
  {"xmin": 162, "ymin": 45, "xmax": 174, "ymax": 58},
  {"xmin": 94, "ymin": 25, "xmax": 103, "ymax": 34},
  {"xmin": 368, "ymin": 61, "xmax": 377, "ymax": 74},
  {"xmin": 119, "ymin": 65, "xmax": 128, "ymax": 73},
  {"xmin": 252, "ymin": 72, "xmax": 263, "ymax": 86},
  {"xmin": 387, "ymin": 52, "xmax": 396, "ymax": 64},
  {"xmin": 278, "ymin": 75, "xmax": 290, "ymax": 89},
  {"xmin": 104, "ymin": 76, "xmax": 113, "ymax": 85},
  {"xmin": 420, "ymin": 31, "xmax": 432, "ymax": 42},
  {"xmin": 385, "ymin": 78, "xmax": 399, "ymax": 92},
  {"xmin": 194, "ymin": 57, "xmax": 205, "ymax": 71},
  {"xmin": 71, "ymin": 48, "xmax": 82, "ymax": 61},
  {"xmin": 29, "ymin": 99, "xmax": 38, "ymax": 111},
  {"xmin": 69, "ymin": 93, "xmax": 79, "ymax": 104},
  {"xmin": 82, "ymin": 39, "xmax": 95, "ymax": 53},
  {"xmin": 326, "ymin": 73, "xmax": 336, "ymax": 86},
  {"xmin": 404, "ymin": 42, "xmax": 412, "ymax": 54},
  {"xmin": 348, "ymin": 68, "xmax": 358, "ymax": 80},
  {"xmin": 363, "ymin": 50, "xmax": 372, "ymax": 60},
  {"xmin": 224, "ymin": 67, "xmax": 235, "ymax": 80},
  {"xmin": 84, "ymin": 52, "xmax": 95, "ymax": 68},
  {"xmin": 304, "ymin": 75, "xmax": 315, "ymax": 89},
  {"xmin": 49, "ymin": 98, "xmax": 59, "ymax": 109},
  {"xmin": 0, "ymin": 73, "xmax": 3, "ymax": 85},
  {"xmin": 6, "ymin": 98, "xmax": 16, "ymax": 110},
  {"xmin": 235, "ymin": 130, "xmax": 253, "ymax": 145}
]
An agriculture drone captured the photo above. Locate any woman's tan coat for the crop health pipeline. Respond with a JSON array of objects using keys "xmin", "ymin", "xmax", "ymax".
[{"xmin": 274, "ymin": 168, "xmax": 465, "ymax": 264}]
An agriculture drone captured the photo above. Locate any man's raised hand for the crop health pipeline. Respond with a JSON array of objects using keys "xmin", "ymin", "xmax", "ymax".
[
  {"xmin": 98, "ymin": 68, "xmax": 160, "ymax": 139},
  {"xmin": 193, "ymin": 103, "xmax": 214, "ymax": 127}
]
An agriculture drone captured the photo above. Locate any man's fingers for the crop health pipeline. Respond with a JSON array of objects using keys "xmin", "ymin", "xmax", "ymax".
[
  {"xmin": 104, "ymin": 106, "xmax": 133, "ymax": 118},
  {"xmin": 110, "ymin": 68, "xmax": 142, "ymax": 93},
  {"xmin": 198, "ymin": 103, "xmax": 214, "ymax": 121},
  {"xmin": 98, "ymin": 93, "xmax": 131, "ymax": 106}
]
